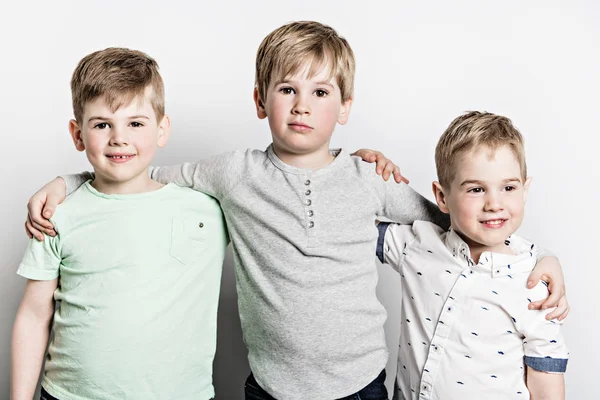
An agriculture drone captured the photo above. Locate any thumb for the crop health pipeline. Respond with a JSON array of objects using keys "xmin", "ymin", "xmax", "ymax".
[
  {"xmin": 527, "ymin": 268, "xmax": 543, "ymax": 288},
  {"xmin": 43, "ymin": 194, "xmax": 62, "ymax": 219}
]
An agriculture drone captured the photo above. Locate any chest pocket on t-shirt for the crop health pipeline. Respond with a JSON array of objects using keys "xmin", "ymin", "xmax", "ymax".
[{"xmin": 170, "ymin": 217, "xmax": 208, "ymax": 265}]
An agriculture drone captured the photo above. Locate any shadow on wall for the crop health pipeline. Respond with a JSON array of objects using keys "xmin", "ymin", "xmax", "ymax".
[{"xmin": 213, "ymin": 249, "xmax": 250, "ymax": 399}]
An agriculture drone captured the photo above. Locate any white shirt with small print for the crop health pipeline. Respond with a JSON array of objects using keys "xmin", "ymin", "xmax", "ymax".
[{"xmin": 377, "ymin": 221, "xmax": 568, "ymax": 400}]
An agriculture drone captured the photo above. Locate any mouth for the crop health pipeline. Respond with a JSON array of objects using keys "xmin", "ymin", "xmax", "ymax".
[
  {"xmin": 288, "ymin": 122, "xmax": 313, "ymax": 132},
  {"xmin": 480, "ymin": 219, "xmax": 507, "ymax": 229},
  {"xmin": 106, "ymin": 154, "xmax": 136, "ymax": 163}
]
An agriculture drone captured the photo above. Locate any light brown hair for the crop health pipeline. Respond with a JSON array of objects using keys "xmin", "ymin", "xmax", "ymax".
[
  {"xmin": 255, "ymin": 21, "xmax": 355, "ymax": 104},
  {"xmin": 71, "ymin": 47, "xmax": 164, "ymax": 123},
  {"xmin": 435, "ymin": 111, "xmax": 527, "ymax": 189}
]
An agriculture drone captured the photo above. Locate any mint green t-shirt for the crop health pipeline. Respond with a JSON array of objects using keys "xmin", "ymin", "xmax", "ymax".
[{"xmin": 17, "ymin": 181, "xmax": 227, "ymax": 400}]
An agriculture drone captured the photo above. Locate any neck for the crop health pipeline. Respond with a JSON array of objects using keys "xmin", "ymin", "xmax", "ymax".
[
  {"xmin": 272, "ymin": 143, "xmax": 335, "ymax": 169},
  {"xmin": 91, "ymin": 170, "xmax": 164, "ymax": 194}
]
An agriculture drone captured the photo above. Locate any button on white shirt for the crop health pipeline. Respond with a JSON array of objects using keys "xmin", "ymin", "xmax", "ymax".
[{"xmin": 377, "ymin": 221, "xmax": 568, "ymax": 400}]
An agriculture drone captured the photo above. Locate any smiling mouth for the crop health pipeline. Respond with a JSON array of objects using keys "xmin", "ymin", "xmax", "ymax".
[
  {"xmin": 480, "ymin": 219, "xmax": 507, "ymax": 228},
  {"xmin": 106, "ymin": 154, "xmax": 136, "ymax": 163}
]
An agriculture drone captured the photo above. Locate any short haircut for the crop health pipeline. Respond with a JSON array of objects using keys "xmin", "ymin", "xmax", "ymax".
[
  {"xmin": 435, "ymin": 111, "xmax": 527, "ymax": 189},
  {"xmin": 71, "ymin": 47, "xmax": 164, "ymax": 123},
  {"xmin": 255, "ymin": 21, "xmax": 355, "ymax": 104}
]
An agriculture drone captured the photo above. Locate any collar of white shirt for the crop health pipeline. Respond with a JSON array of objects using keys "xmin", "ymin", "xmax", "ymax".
[{"xmin": 443, "ymin": 229, "xmax": 537, "ymax": 278}]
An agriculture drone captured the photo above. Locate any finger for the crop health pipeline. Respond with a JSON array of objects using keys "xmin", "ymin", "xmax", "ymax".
[
  {"xmin": 541, "ymin": 280, "xmax": 564, "ymax": 309},
  {"xmin": 382, "ymin": 161, "xmax": 395, "ymax": 181},
  {"xmin": 28, "ymin": 199, "xmax": 53, "ymax": 230},
  {"xmin": 528, "ymin": 299, "xmax": 544, "ymax": 310},
  {"xmin": 31, "ymin": 218, "xmax": 56, "ymax": 237},
  {"xmin": 545, "ymin": 297, "xmax": 568, "ymax": 320},
  {"xmin": 391, "ymin": 165, "xmax": 410, "ymax": 184},
  {"xmin": 526, "ymin": 268, "xmax": 544, "ymax": 289},
  {"xmin": 43, "ymin": 193, "xmax": 62, "ymax": 220},
  {"xmin": 26, "ymin": 217, "xmax": 45, "ymax": 242},
  {"xmin": 557, "ymin": 306, "xmax": 570, "ymax": 321},
  {"xmin": 375, "ymin": 153, "xmax": 385, "ymax": 174},
  {"xmin": 25, "ymin": 221, "xmax": 33, "ymax": 239}
]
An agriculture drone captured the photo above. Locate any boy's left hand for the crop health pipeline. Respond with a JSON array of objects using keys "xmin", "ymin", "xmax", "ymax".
[
  {"xmin": 527, "ymin": 256, "xmax": 569, "ymax": 321},
  {"xmin": 352, "ymin": 149, "xmax": 409, "ymax": 184}
]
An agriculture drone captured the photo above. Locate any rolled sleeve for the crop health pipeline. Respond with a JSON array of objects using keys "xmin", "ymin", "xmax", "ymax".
[
  {"xmin": 524, "ymin": 355, "xmax": 568, "ymax": 373},
  {"xmin": 376, "ymin": 222, "xmax": 391, "ymax": 263}
]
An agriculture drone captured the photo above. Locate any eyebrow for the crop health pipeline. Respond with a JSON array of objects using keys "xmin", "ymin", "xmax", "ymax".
[
  {"xmin": 460, "ymin": 178, "xmax": 522, "ymax": 186},
  {"xmin": 87, "ymin": 115, "xmax": 150, "ymax": 122},
  {"xmin": 273, "ymin": 79, "xmax": 334, "ymax": 89}
]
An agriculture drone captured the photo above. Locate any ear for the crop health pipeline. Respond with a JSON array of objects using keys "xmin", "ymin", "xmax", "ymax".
[
  {"xmin": 156, "ymin": 114, "xmax": 171, "ymax": 148},
  {"xmin": 68, "ymin": 119, "xmax": 85, "ymax": 152},
  {"xmin": 253, "ymin": 87, "xmax": 267, "ymax": 120},
  {"xmin": 523, "ymin": 176, "xmax": 532, "ymax": 203},
  {"xmin": 432, "ymin": 181, "xmax": 450, "ymax": 214},
  {"xmin": 337, "ymin": 96, "xmax": 353, "ymax": 125}
]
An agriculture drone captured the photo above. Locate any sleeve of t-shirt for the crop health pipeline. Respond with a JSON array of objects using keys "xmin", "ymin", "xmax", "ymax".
[
  {"xmin": 515, "ymin": 282, "xmax": 569, "ymax": 373},
  {"xmin": 353, "ymin": 157, "xmax": 450, "ymax": 229},
  {"xmin": 149, "ymin": 150, "xmax": 249, "ymax": 199},
  {"xmin": 376, "ymin": 222, "xmax": 417, "ymax": 273},
  {"xmin": 17, "ymin": 233, "xmax": 61, "ymax": 281}
]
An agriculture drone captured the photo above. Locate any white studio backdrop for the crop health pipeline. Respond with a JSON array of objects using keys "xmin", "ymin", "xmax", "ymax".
[{"xmin": 0, "ymin": 1, "xmax": 598, "ymax": 398}]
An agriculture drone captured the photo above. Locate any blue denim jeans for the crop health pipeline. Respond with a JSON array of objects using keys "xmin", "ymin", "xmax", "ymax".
[
  {"xmin": 245, "ymin": 369, "xmax": 388, "ymax": 400},
  {"xmin": 40, "ymin": 387, "xmax": 59, "ymax": 400}
]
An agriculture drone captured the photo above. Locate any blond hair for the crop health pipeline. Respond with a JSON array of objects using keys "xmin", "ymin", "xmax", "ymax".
[
  {"xmin": 71, "ymin": 47, "xmax": 164, "ymax": 123},
  {"xmin": 255, "ymin": 21, "xmax": 355, "ymax": 104},
  {"xmin": 435, "ymin": 111, "xmax": 527, "ymax": 189}
]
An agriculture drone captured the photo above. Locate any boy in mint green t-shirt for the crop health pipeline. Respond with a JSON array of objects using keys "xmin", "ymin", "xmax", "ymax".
[{"xmin": 10, "ymin": 48, "xmax": 229, "ymax": 400}]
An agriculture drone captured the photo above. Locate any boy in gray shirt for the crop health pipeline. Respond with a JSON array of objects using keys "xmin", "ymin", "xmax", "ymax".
[{"xmin": 25, "ymin": 21, "xmax": 568, "ymax": 400}]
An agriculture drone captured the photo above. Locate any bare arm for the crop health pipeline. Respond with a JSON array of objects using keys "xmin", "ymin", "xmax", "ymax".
[
  {"xmin": 11, "ymin": 279, "xmax": 57, "ymax": 400},
  {"xmin": 527, "ymin": 367, "xmax": 565, "ymax": 400}
]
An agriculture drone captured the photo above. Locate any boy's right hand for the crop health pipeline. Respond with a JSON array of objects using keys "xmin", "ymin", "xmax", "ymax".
[{"xmin": 25, "ymin": 177, "xmax": 67, "ymax": 241}]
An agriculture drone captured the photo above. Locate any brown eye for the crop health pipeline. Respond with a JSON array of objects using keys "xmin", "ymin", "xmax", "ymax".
[{"xmin": 315, "ymin": 89, "xmax": 328, "ymax": 97}]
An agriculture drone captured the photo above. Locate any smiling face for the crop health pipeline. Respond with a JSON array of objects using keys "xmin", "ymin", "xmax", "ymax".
[
  {"xmin": 254, "ymin": 63, "xmax": 352, "ymax": 168},
  {"xmin": 69, "ymin": 88, "xmax": 170, "ymax": 194},
  {"xmin": 433, "ymin": 144, "xmax": 531, "ymax": 258}
]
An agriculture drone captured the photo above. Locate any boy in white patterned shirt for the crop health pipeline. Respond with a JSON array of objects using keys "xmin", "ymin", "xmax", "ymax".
[{"xmin": 377, "ymin": 111, "xmax": 568, "ymax": 400}]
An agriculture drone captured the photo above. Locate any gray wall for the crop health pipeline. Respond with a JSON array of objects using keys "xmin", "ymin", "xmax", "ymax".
[{"xmin": 1, "ymin": 1, "xmax": 598, "ymax": 398}]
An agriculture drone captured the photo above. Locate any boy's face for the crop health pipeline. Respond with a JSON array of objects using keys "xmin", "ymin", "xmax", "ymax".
[
  {"xmin": 433, "ymin": 145, "xmax": 531, "ymax": 254},
  {"xmin": 69, "ymin": 90, "xmax": 170, "ymax": 193},
  {"xmin": 254, "ymin": 63, "xmax": 352, "ymax": 161}
]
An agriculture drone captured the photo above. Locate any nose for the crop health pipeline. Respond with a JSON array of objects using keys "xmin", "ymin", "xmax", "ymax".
[
  {"xmin": 483, "ymin": 190, "xmax": 504, "ymax": 212},
  {"xmin": 292, "ymin": 93, "xmax": 310, "ymax": 115},
  {"xmin": 109, "ymin": 126, "xmax": 129, "ymax": 146}
]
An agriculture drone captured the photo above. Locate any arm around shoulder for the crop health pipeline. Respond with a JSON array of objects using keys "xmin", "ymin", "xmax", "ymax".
[
  {"xmin": 150, "ymin": 149, "xmax": 252, "ymax": 199},
  {"xmin": 360, "ymin": 162, "xmax": 449, "ymax": 229}
]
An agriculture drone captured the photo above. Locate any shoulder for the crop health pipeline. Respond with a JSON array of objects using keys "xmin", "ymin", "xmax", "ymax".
[
  {"xmin": 166, "ymin": 185, "xmax": 221, "ymax": 210},
  {"xmin": 345, "ymin": 151, "xmax": 379, "ymax": 181},
  {"xmin": 383, "ymin": 220, "xmax": 446, "ymax": 250},
  {"xmin": 407, "ymin": 220, "xmax": 447, "ymax": 249},
  {"xmin": 50, "ymin": 184, "xmax": 94, "ymax": 231}
]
